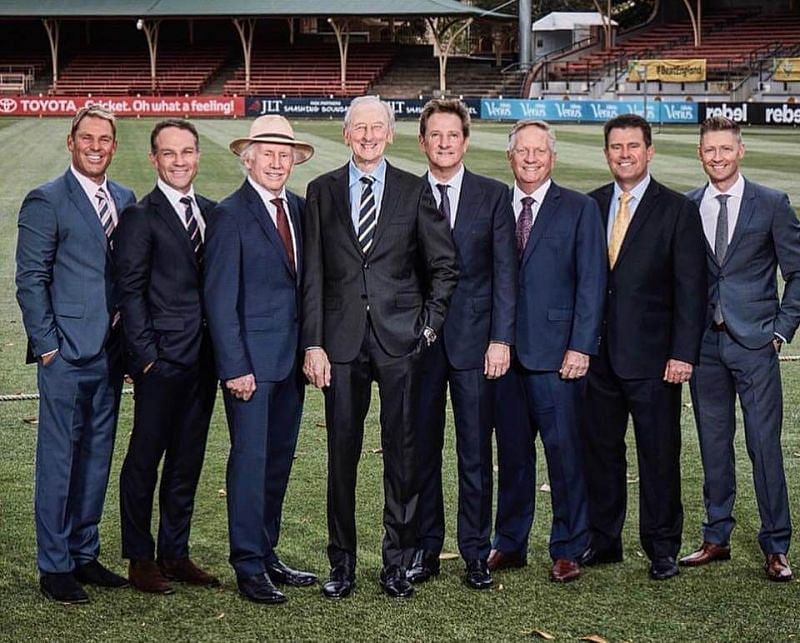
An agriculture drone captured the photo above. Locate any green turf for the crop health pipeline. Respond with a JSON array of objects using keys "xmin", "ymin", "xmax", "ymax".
[{"xmin": 1, "ymin": 118, "xmax": 800, "ymax": 641}]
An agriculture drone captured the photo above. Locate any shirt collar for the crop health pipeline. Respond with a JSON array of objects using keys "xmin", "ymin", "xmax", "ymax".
[
  {"xmin": 247, "ymin": 175, "xmax": 288, "ymax": 205},
  {"xmin": 427, "ymin": 164, "xmax": 465, "ymax": 194},
  {"xmin": 613, "ymin": 173, "xmax": 650, "ymax": 204},
  {"xmin": 349, "ymin": 157, "xmax": 387, "ymax": 188},
  {"xmin": 514, "ymin": 178, "xmax": 551, "ymax": 205},
  {"xmin": 157, "ymin": 177, "xmax": 196, "ymax": 206},
  {"xmin": 705, "ymin": 173, "xmax": 744, "ymax": 200},
  {"xmin": 70, "ymin": 164, "xmax": 109, "ymax": 201}
]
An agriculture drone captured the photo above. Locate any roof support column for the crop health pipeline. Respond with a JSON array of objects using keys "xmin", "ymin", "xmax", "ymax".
[
  {"xmin": 136, "ymin": 18, "xmax": 161, "ymax": 93},
  {"xmin": 42, "ymin": 18, "xmax": 59, "ymax": 93},
  {"xmin": 233, "ymin": 18, "xmax": 256, "ymax": 94},
  {"xmin": 518, "ymin": 0, "xmax": 531, "ymax": 70},
  {"xmin": 328, "ymin": 18, "xmax": 350, "ymax": 96}
]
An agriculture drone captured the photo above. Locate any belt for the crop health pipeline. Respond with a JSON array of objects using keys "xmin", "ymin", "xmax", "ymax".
[{"xmin": 711, "ymin": 321, "xmax": 727, "ymax": 332}]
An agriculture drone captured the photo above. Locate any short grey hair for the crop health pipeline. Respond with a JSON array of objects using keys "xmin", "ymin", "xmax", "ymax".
[
  {"xmin": 507, "ymin": 120, "xmax": 556, "ymax": 153},
  {"xmin": 344, "ymin": 95, "xmax": 395, "ymax": 133}
]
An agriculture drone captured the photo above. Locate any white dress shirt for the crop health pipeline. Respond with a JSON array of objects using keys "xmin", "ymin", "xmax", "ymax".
[
  {"xmin": 157, "ymin": 178, "xmax": 205, "ymax": 240},
  {"xmin": 70, "ymin": 164, "xmax": 117, "ymax": 226},
  {"xmin": 606, "ymin": 174, "xmax": 651, "ymax": 244},
  {"xmin": 247, "ymin": 176, "xmax": 298, "ymax": 261},
  {"xmin": 512, "ymin": 179, "xmax": 551, "ymax": 226},
  {"xmin": 699, "ymin": 173, "xmax": 745, "ymax": 248},
  {"xmin": 426, "ymin": 164, "xmax": 465, "ymax": 229}
]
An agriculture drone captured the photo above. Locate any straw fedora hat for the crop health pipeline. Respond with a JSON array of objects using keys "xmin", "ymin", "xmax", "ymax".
[{"xmin": 229, "ymin": 115, "xmax": 314, "ymax": 163}]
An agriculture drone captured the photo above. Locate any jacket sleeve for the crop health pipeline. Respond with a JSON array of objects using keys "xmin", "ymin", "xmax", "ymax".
[
  {"xmin": 300, "ymin": 180, "xmax": 324, "ymax": 349},
  {"xmin": 489, "ymin": 185, "xmax": 517, "ymax": 345}
]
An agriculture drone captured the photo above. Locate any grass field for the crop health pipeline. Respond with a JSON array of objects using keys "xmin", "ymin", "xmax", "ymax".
[{"xmin": 1, "ymin": 117, "xmax": 800, "ymax": 642}]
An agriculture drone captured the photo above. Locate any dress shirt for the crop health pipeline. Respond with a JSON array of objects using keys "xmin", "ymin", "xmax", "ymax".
[
  {"xmin": 699, "ymin": 173, "xmax": 744, "ymax": 248},
  {"xmin": 247, "ymin": 176, "xmax": 298, "ymax": 262},
  {"xmin": 512, "ymin": 179, "xmax": 551, "ymax": 226},
  {"xmin": 349, "ymin": 157, "xmax": 387, "ymax": 232},
  {"xmin": 426, "ymin": 164, "xmax": 465, "ymax": 229},
  {"xmin": 70, "ymin": 164, "xmax": 117, "ymax": 226},
  {"xmin": 606, "ymin": 173, "xmax": 651, "ymax": 244},
  {"xmin": 157, "ymin": 178, "xmax": 205, "ymax": 240}
]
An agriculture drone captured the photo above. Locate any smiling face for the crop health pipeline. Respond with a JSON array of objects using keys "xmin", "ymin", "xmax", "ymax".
[
  {"xmin": 243, "ymin": 141, "xmax": 295, "ymax": 196},
  {"xmin": 343, "ymin": 101, "xmax": 393, "ymax": 172},
  {"xmin": 604, "ymin": 126, "xmax": 654, "ymax": 191},
  {"xmin": 150, "ymin": 126, "xmax": 199, "ymax": 194},
  {"xmin": 67, "ymin": 115, "xmax": 117, "ymax": 184},
  {"xmin": 507, "ymin": 124, "xmax": 556, "ymax": 194},
  {"xmin": 419, "ymin": 111, "xmax": 469, "ymax": 180},
  {"xmin": 698, "ymin": 129, "xmax": 745, "ymax": 192}
]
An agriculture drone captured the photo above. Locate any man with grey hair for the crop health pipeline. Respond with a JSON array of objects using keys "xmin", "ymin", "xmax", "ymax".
[
  {"xmin": 204, "ymin": 115, "xmax": 318, "ymax": 604},
  {"xmin": 303, "ymin": 95, "xmax": 458, "ymax": 599},
  {"xmin": 500, "ymin": 120, "xmax": 606, "ymax": 582}
]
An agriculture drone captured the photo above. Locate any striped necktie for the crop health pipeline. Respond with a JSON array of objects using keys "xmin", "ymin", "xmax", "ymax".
[
  {"xmin": 95, "ymin": 186, "xmax": 114, "ymax": 238},
  {"xmin": 180, "ymin": 196, "xmax": 203, "ymax": 262},
  {"xmin": 357, "ymin": 176, "xmax": 377, "ymax": 253}
]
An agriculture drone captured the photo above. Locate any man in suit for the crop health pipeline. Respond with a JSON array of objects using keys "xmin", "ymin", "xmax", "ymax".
[
  {"xmin": 680, "ymin": 116, "xmax": 800, "ymax": 582},
  {"xmin": 113, "ymin": 119, "xmax": 219, "ymax": 594},
  {"xmin": 16, "ymin": 105, "xmax": 135, "ymax": 604},
  {"xmin": 204, "ymin": 116, "xmax": 317, "ymax": 604},
  {"xmin": 408, "ymin": 98, "xmax": 516, "ymax": 590},
  {"xmin": 504, "ymin": 120, "xmax": 606, "ymax": 582},
  {"xmin": 580, "ymin": 114, "xmax": 707, "ymax": 580},
  {"xmin": 303, "ymin": 96, "xmax": 458, "ymax": 600}
]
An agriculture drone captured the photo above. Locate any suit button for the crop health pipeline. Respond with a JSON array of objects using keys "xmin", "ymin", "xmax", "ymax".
[
  {"xmin": 607, "ymin": 289, "xmax": 613, "ymax": 295},
  {"xmin": 363, "ymin": 263, "xmax": 369, "ymax": 270}
]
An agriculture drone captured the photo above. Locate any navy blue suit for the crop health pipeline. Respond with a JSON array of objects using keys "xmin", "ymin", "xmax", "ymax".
[
  {"xmin": 687, "ymin": 178, "xmax": 800, "ymax": 555},
  {"xmin": 203, "ymin": 181, "xmax": 305, "ymax": 579},
  {"xmin": 514, "ymin": 182, "xmax": 606, "ymax": 561},
  {"xmin": 16, "ymin": 169, "xmax": 135, "ymax": 574},
  {"xmin": 414, "ymin": 169, "xmax": 517, "ymax": 561}
]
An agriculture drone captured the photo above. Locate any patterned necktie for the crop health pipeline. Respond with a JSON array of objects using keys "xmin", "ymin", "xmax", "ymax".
[
  {"xmin": 608, "ymin": 191, "xmax": 633, "ymax": 268},
  {"xmin": 436, "ymin": 183, "xmax": 451, "ymax": 225},
  {"xmin": 271, "ymin": 197, "xmax": 295, "ymax": 274},
  {"xmin": 516, "ymin": 196, "xmax": 534, "ymax": 258},
  {"xmin": 180, "ymin": 196, "xmax": 203, "ymax": 262},
  {"xmin": 713, "ymin": 194, "xmax": 731, "ymax": 324},
  {"xmin": 357, "ymin": 176, "xmax": 377, "ymax": 253},
  {"xmin": 95, "ymin": 186, "xmax": 114, "ymax": 238}
]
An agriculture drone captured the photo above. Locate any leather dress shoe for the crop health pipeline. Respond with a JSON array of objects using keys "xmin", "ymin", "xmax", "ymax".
[
  {"xmin": 464, "ymin": 559, "xmax": 493, "ymax": 590},
  {"xmin": 578, "ymin": 546, "xmax": 623, "ymax": 567},
  {"xmin": 74, "ymin": 559, "xmax": 129, "ymax": 588},
  {"xmin": 266, "ymin": 559, "xmax": 317, "ymax": 587},
  {"xmin": 237, "ymin": 572, "xmax": 287, "ymax": 604},
  {"xmin": 40, "ymin": 572, "xmax": 90, "ymax": 604},
  {"xmin": 380, "ymin": 566, "xmax": 414, "ymax": 598},
  {"xmin": 406, "ymin": 549, "xmax": 440, "ymax": 584},
  {"xmin": 321, "ymin": 566, "xmax": 356, "ymax": 599},
  {"xmin": 129, "ymin": 560, "xmax": 175, "ymax": 594},
  {"xmin": 550, "ymin": 558, "xmax": 581, "ymax": 583},
  {"xmin": 487, "ymin": 549, "xmax": 526, "ymax": 572},
  {"xmin": 649, "ymin": 556, "xmax": 679, "ymax": 580},
  {"xmin": 158, "ymin": 558, "xmax": 220, "ymax": 587},
  {"xmin": 679, "ymin": 542, "xmax": 731, "ymax": 567},
  {"xmin": 765, "ymin": 553, "xmax": 793, "ymax": 582}
]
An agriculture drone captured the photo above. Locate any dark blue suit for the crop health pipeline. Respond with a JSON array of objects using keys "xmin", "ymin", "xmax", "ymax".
[
  {"xmin": 515, "ymin": 182, "xmax": 606, "ymax": 561},
  {"xmin": 203, "ymin": 181, "xmax": 305, "ymax": 579},
  {"xmin": 16, "ymin": 169, "xmax": 135, "ymax": 574},
  {"xmin": 687, "ymin": 178, "xmax": 800, "ymax": 554},
  {"xmin": 414, "ymin": 169, "xmax": 516, "ymax": 561}
]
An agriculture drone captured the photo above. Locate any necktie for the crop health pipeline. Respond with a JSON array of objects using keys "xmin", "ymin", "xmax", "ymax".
[
  {"xmin": 271, "ymin": 197, "xmax": 295, "ymax": 274},
  {"xmin": 180, "ymin": 196, "xmax": 203, "ymax": 262},
  {"xmin": 436, "ymin": 183, "xmax": 451, "ymax": 225},
  {"xmin": 95, "ymin": 186, "xmax": 114, "ymax": 238},
  {"xmin": 608, "ymin": 191, "xmax": 633, "ymax": 268},
  {"xmin": 713, "ymin": 194, "xmax": 731, "ymax": 324},
  {"xmin": 516, "ymin": 196, "xmax": 534, "ymax": 258},
  {"xmin": 357, "ymin": 176, "xmax": 377, "ymax": 253}
]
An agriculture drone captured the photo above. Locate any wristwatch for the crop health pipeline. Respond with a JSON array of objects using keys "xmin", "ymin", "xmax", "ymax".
[{"xmin": 423, "ymin": 326, "xmax": 437, "ymax": 347}]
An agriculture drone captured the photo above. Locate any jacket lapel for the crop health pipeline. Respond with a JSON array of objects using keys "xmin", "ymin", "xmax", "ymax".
[
  {"xmin": 722, "ymin": 179, "xmax": 756, "ymax": 267},
  {"xmin": 65, "ymin": 170, "xmax": 108, "ymax": 252},
  {"xmin": 367, "ymin": 162, "xmax": 399, "ymax": 255},
  {"xmin": 242, "ymin": 181, "xmax": 294, "ymax": 277},
  {"xmin": 286, "ymin": 191, "xmax": 303, "ymax": 283},
  {"xmin": 613, "ymin": 180, "xmax": 658, "ymax": 268},
  {"xmin": 151, "ymin": 187, "xmax": 196, "ymax": 265},
  {"xmin": 453, "ymin": 169, "xmax": 479, "ymax": 245},
  {"xmin": 688, "ymin": 185, "xmax": 718, "ymax": 266},
  {"xmin": 521, "ymin": 182, "xmax": 560, "ymax": 266},
  {"xmin": 330, "ymin": 165, "xmax": 361, "ymax": 253}
]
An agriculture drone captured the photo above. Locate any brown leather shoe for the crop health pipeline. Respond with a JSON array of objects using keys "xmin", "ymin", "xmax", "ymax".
[
  {"xmin": 679, "ymin": 542, "xmax": 731, "ymax": 567},
  {"xmin": 550, "ymin": 559, "xmax": 581, "ymax": 583},
  {"xmin": 129, "ymin": 560, "xmax": 175, "ymax": 594},
  {"xmin": 158, "ymin": 558, "xmax": 221, "ymax": 587},
  {"xmin": 487, "ymin": 549, "xmax": 527, "ymax": 572},
  {"xmin": 765, "ymin": 553, "xmax": 793, "ymax": 582}
]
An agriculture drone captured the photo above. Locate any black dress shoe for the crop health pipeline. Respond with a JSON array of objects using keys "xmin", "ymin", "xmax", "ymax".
[
  {"xmin": 74, "ymin": 559, "xmax": 129, "ymax": 588},
  {"xmin": 237, "ymin": 572, "xmax": 287, "ymax": 604},
  {"xmin": 649, "ymin": 556, "xmax": 679, "ymax": 581},
  {"xmin": 380, "ymin": 566, "xmax": 414, "ymax": 598},
  {"xmin": 579, "ymin": 546, "xmax": 623, "ymax": 567},
  {"xmin": 40, "ymin": 572, "xmax": 90, "ymax": 604},
  {"xmin": 406, "ymin": 549, "xmax": 440, "ymax": 584},
  {"xmin": 266, "ymin": 560, "xmax": 317, "ymax": 587},
  {"xmin": 464, "ymin": 559, "xmax": 493, "ymax": 590},
  {"xmin": 321, "ymin": 566, "xmax": 356, "ymax": 600}
]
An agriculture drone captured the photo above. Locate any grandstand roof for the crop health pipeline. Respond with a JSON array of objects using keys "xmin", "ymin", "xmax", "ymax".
[{"xmin": 0, "ymin": 0, "xmax": 510, "ymax": 19}]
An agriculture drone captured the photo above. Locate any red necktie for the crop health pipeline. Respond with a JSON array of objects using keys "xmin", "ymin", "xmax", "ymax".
[{"xmin": 271, "ymin": 198, "xmax": 295, "ymax": 274}]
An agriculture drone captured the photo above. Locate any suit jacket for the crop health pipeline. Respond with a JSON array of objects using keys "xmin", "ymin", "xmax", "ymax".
[
  {"xmin": 439, "ymin": 169, "xmax": 516, "ymax": 370},
  {"xmin": 687, "ymin": 178, "xmax": 800, "ymax": 349},
  {"xmin": 204, "ymin": 180, "xmax": 304, "ymax": 383},
  {"xmin": 516, "ymin": 182, "xmax": 607, "ymax": 371},
  {"xmin": 16, "ymin": 169, "xmax": 136, "ymax": 364},
  {"xmin": 302, "ymin": 161, "xmax": 458, "ymax": 362},
  {"xmin": 589, "ymin": 178, "xmax": 707, "ymax": 379},
  {"xmin": 112, "ymin": 187, "xmax": 215, "ymax": 374}
]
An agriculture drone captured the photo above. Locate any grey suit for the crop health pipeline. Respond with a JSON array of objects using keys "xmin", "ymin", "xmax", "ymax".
[{"xmin": 687, "ymin": 177, "xmax": 800, "ymax": 554}]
